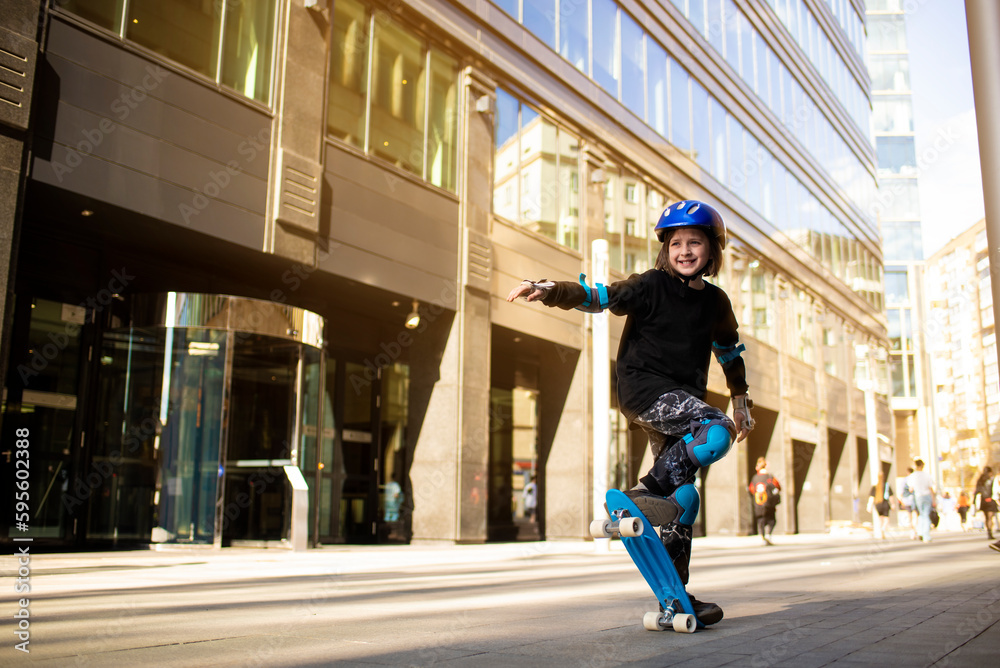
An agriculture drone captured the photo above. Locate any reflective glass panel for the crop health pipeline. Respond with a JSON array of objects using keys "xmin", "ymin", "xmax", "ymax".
[
  {"xmin": 647, "ymin": 39, "xmax": 668, "ymax": 136},
  {"xmin": 691, "ymin": 80, "xmax": 711, "ymax": 171},
  {"xmin": 220, "ymin": 0, "xmax": 276, "ymax": 103},
  {"xmin": 127, "ymin": 0, "xmax": 220, "ymax": 79},
  {"xmin": 524, "ymin": 0, "xmax": 556, "ymax": 49},
  {"xmin": 670, "ymin": 59, "xmax": 691, "ymax": 153},
  {"xmin": 592, "ymin": 0, "xmax": 619, "ymax": 93},
  {"xmin": 621, "ymin": 14, "xmax": 645, "ymax": 115},
  {"xmin": 62, "ymin": 0, "xmax": 123, "ymax": 30},
  {"xmin": 370, "ymin": 21, "xmax": 425, "ymax": 177},
  {"xmin": 327, "ymin": 0, "xmax": 369, "ymax": 148},
  {"xmin": 427, "ymin": 50, "xmax": 459, "ymax": 191},
  {"xmin": 559, "ymin": 0, "xmax": 588, "ymax": 72}
]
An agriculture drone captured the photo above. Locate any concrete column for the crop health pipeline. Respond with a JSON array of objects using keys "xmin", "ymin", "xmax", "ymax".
[
  {"xmin": 0, "ymin": 0, "xmax": 40, "ymax": 391},
  {"xmin": 540, "ymin": 347, "xmax": 589, "ymax": 539},
  {"xmin": 966, "ymin": 0, "xmax": 1000, "ymax": 373},
  {"xmin": 268, "ymin": 0, "xmax": 328, "ymax": 264}
]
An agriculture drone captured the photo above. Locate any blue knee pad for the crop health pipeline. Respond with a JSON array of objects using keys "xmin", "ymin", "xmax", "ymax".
[
  {"xmin": 683, "ymin": 418, "xmax": 736, "ymax": 467},
  {"xmin": 669, "ymin": 484, "xmax": 701, "ymax": 525}
]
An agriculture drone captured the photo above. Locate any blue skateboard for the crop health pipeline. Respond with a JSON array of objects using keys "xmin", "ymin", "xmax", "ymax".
[{"xmin": 590, "ymin": 488, "xmax": 702, "ymax": 633}]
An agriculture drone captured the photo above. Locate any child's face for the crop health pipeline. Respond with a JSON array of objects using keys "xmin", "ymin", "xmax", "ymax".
[{"xmin": 667, "ymin": 227, "xmax": 710, "ymax": 278}]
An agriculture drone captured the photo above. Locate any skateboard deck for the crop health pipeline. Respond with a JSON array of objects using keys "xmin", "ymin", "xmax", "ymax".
[{"xmin": 591, "ymin": 488, "xmax": 703, "ymax": 633}]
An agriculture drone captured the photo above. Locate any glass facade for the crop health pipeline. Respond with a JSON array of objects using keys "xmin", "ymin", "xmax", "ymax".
[
  {"xmin": 327, "ymin": 0, "xmax": 460, "ymax": 192},
  {"xmin": 868, "ymin": 3, "xmax": 922, "ymax": 404},
  {"xmin": 63, "ymin": 0, "xmax": 277, "ymax": 103},
  {"xmin": 493, "ymin": 89, "xmax": 581, "ymax": 250},
  {"xmin": 490, "ymin": 0, "xmax": 882, "ymax": 312}
]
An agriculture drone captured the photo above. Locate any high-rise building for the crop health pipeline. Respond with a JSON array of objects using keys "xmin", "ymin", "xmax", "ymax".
[
  {"xmin": 0, "ymin": 0, "xmax": 889, "ymax": 549},
  {"xmin": 925, "ymin": 219, "xmax": 998, "ymax": 492},
  {"xmin": 865, "ymin": 1, "xmax": 940, "ymax": 486}
]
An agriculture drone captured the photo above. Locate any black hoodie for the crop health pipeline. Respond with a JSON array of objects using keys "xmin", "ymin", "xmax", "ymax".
[{"xmin": 541, "ymin": 269, "xmax": 749, "ymax": 422}]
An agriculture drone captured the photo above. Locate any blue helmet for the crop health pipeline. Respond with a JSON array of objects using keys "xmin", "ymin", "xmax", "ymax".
[{"xmin": 654, "ymin": 200, "xmax": 727, "ymax": 248}]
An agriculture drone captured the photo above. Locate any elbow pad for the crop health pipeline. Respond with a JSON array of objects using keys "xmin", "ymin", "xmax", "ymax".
[
  {"xmin": 712, "ymin": 341, "xmax": 746, "ymax": 368},
  {"xmin": 574, "ymin": 273, "xmax": 609, "ymax": 313}
]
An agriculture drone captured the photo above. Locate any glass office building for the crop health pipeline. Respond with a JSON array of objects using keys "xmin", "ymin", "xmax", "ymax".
[
  {"xmin": 0, "ymin": 0, "xmax": 889, "ymax": 548},
  {"xmin": 866, "ymin": 0, "xmax": 939, "ymax": 487}
]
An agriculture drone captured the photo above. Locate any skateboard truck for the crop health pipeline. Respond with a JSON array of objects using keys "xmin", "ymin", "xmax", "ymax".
[{"xmin": 644, "ymin": 598, "xmax": 696, "ymax": 633}]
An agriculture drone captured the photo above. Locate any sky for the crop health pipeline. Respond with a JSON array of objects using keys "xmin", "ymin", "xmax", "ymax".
[{"xmin": 905, "ymin": 1, "xmax": 985, "ymax": 259}]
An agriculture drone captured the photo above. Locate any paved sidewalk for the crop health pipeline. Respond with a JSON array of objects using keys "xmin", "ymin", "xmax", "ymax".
[{"xmin": 3, "ymin": 529, "xmax": 999, "ymax": 666}]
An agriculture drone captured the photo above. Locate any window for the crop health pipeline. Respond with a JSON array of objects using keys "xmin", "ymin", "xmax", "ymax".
[
  {"xmin": 220, "ymin": 1, "xmax": 277, "ymax": 102},
  {"xmin": 592, "ymin": 0, "xmax": 620, "ymax": 94},
  {"xmin": 524, "ymin": 0, "xmax": 556, "ymax": 49},
  {"xmin": 691, "ymin": 80, "xmax": 711, "ymax": 172},
  {"xmin": 670, "ymin": 59, "xmax": 691, "ymax": 153},
  {"xmin": 81, "ymin": 0, "xmax": 280, "ymax": 104},
  {"xmin": 868, "ymin": 14, "xmax": 908, "ymax": 52},
  {"xmin": 62, "ymin": 0, "xmax": 120, "ymax": 30},
  {"xmin": 328, "ymin": 0, "xmax": 369, "ymax": 148},
  {"xmin": 870, "ymin": 54, "xmax": 910, "ymax": 92},
  {"xmin": 127, "ymin": 0, "xmax": 221, "ymax": 79},
  {"xmin": 370, "ymin": 22, "xmax": 424, "ymax": 177},
  {"xmin": 494, "ymin": 88, "xmax": 580, "ymax": 250},
  {"xmin": 327, "ymin": 2, "xmax": 459, "ymax": 191},
  {"xmin": 647, "ymin": 39, "xmax": 668, "ymax": 136},
  {"xmin": 560, "ymin": 0, "xmax": 589, "ymax": 73},
  {"xmin": 876, "ymin": 137, "xmax": 917, "ymax": 176},
  {"xmin": 621, "ymin": 13, "xmax": 645, "ymax": 115}
]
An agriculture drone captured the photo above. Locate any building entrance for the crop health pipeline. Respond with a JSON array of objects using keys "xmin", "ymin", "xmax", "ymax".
[{"xmin": 2, "ymin": 292, "xmax": 324, "ymax": 549}]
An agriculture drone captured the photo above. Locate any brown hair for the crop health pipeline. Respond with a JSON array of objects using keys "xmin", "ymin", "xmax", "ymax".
[{"xmin": 654, "ymin": 226, "xmax": 724, "ymax": 278}]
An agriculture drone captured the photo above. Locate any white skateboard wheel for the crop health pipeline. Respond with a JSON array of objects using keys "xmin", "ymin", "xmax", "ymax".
[
  {"xmin": 643, "ymin": 611, "xmax": 664, "ymax": 631},
  {"xmin": 589, "ymin": 519, "xmax": 612, "ymax": 538},
  {"xmin": 620, "ymin": 516, "xmax": 643, "ymax": 537},
  {"xmin": 672, "ymin": 613, "xmax": 696, "ymax": 633}
]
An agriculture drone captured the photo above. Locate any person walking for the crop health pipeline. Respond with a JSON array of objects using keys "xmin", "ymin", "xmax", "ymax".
[
  {"xmin": 957, "ymin": 490, "xmax": 971, "ymax": 531},
  {"xmin": 906, "ymin": 459, "xmax": 935, "ymax": 543},
  {"xmin": 867, "ymin": 470, "xmax": 894, "ymax": 539},
  {"xmin": 749, "ymin": 457, "xmax": 781, "ymax": 545},
  {"xmin": 507, "ymin": 200, "xmax": 754, "ymax": 626},
  {"xmin": 974, "ymin": 466, "xmax": 997, "ymax": 541}
]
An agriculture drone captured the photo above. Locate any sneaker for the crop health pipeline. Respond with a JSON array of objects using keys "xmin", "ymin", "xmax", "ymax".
[
  {"xmin": 989, "ymin": 541, "xmax": 1000, "ymax": 553},
  {"xmin": 688, "ymin": 595, "xmax": 723, "ymax": 625},
  {"xmin": 622, "ymin": 489, "xmax": 679, "ymax": 527}
]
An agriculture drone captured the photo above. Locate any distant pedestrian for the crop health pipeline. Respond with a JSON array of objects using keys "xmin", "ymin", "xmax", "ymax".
[
  {"xmin": 906, "ymin": 459, "xmax": 935, "ymax": 543},
  {"xmin": 749, "ymin": 457, "xmax": 781, "ymax": 545},
  {"xmin": 974, "ymin": 466, "xmax": 997, "ymax": 541},
  {"xmin": 957, "ymin": 490, "xmax": 971, "ymax": 530},
  {"xmin": 867, "ymin": 470, "xmax": 894, "ymax": 539},
  {"xmin": 523, "ymin": 475, "xmax": 537, "ymax": 522},
  {"xmin": 900, "ymin": 467, "xmax": 916, "ymax": 539},
  {"xmin": 991, "ymin": 473, "xmax": 1000, "ymax": 553}
]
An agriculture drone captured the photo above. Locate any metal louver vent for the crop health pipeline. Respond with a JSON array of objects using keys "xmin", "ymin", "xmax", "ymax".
[
  {"xmin": 464, "ymin": 230, "xmax": 492, "ymax": 292},
  {"xmin": 276, "ymin": 149, "xmax": 322, "ymax": 234},
  {"xmin": 0, "ymin": 28, "xmax": 36, "ymax": 131}
]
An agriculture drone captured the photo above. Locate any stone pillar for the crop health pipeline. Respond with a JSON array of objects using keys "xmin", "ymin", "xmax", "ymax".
[
  {"xmin": 540, "ymin": 345, "xmax": 589, "ymax": 539},
  {"xmin": 408, "ymin": 66, "xmax": 495, "ymax": 543},
  {"xmin": 0, "ymin": 0, "xmax": 40, "ymax": 389},
  {"xmin": 268, "ymin": 0, "xmax": 328, "ymax": 264}
]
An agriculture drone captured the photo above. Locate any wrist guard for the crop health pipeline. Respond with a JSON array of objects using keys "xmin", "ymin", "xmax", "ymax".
[
  {"xmin": 734, "ymin": 394, "xmax": 755, "ymax": 431},
  {"xmin": 520, "ymin": 279, "xmax": 555, "ymax": 300}
]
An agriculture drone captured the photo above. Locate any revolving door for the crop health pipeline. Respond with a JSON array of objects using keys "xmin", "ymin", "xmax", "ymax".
[{"xmin": 98, "ymin": 293, "xmax": 323, "ymax": 546}]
